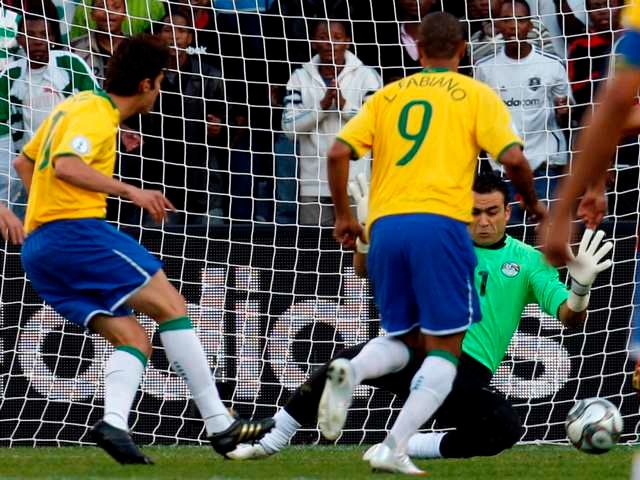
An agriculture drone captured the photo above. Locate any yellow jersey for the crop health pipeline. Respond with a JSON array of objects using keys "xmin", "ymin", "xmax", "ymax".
[
  {"xmin": 623, "ymin": 0, "xmax": 640, "ymax": 29},
  {"xmin": 336, "ymin": 67, "xmax": 521, "ymax": 232},
  {"xmin": 22, "ymin": 90, "xmax": 120, "ymax": 233}
]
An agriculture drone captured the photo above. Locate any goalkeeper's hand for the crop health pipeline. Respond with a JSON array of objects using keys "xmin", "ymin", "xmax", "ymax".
[
  {"xmin": 348, "ymin": 173, "xmax": 369, "ymax": 254},
  {"xmin": 0, "ymin": 8, "xmax": 20, "ymax": 51},
  {"xmin": 567, "ymin": 229, "xmax": 613, "ymax": 288}
]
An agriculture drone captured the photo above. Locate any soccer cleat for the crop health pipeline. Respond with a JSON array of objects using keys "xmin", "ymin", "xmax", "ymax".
[
  {"xmin": 363, "ymin": 443, "xmax": 382, "ymax": 461},
  {"xmin": 208, "ymin": 417, "xmax": 275, "ymax": 456},
  {"xmin": 368, "ymin": 443, "xmax": 427, "ymax": 476},
  {"xmin": 318, "ymin": 358, "xmax": 355, "ymax": 440},
  {"xmin": 226, "ymin": 442, "xmax": 272, "ymax": 460},
  {"xmin": 89, "ymin": 420, "xmax": 154, "ymax": 465}
]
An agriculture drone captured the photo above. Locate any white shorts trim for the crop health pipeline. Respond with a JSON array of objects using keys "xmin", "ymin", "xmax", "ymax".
[
  {"xmin": 83, "ymin": 309, "xmax": 113, "ymax": 327},
  {"xmin": 109, "ymin": 249, "xmax": 153, "ymax": 312}
]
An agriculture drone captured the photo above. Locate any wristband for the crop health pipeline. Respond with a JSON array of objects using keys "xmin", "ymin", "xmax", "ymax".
[
  {"xmin": 567, "ymin": 290, "xmax": 590, "ymax": 312},
  {"xmin": 570, "ymin": 278, "xmax": 591, "ymax": 297},
  {"xmin": 356, "ymin": 238, "xmax": 369, "ymax": 254}
]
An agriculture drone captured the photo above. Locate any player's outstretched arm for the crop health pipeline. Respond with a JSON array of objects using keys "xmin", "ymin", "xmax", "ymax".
[
  {"xmin": 348, "ymin": 172, "xmax": 369, "ymax": 277},
  {"xmin": 0, "ymin": 204, "xmax": 24, "ymax": 244},
  {"xmin": 499, "ymin": 145, "xmax": 546, "ymax": 223},
  {"xmin": 560, "ymin": 229, "xmax": 613, "ymax": 328},
  {"xmin": 54, "ymin": 155, "xmax": 176, "ymax": 222},
  {"xmin": 13, "ymin": 153, "xmax": 34, "ymax": 193}
]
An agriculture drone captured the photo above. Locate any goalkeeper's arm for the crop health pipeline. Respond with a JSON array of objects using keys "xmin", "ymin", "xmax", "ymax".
[{"xmin": 348, "ymin": 173, "xmax": 370, "ymax": 278}]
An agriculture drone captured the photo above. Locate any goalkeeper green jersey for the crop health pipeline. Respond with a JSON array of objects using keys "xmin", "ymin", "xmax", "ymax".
[{"xmin": 462, "ymin": 235, "xmax": 569, "ymax": 373}]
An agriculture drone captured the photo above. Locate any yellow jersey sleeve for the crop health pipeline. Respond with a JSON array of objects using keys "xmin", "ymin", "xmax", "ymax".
[
  {"xmin": 335, "ymin": 94, "xmax": 377, "ymax": 159},
  {"xmin": 623, "ymin": 0, "xmax": 640, "ymax": 29},
  {"xmin": 50, "ymin": 114, "xmax": 113, "ymax": 166},
  {"xmin": 22, "ymin": 120, "xmax": 48, "ymax": 163},
  {"xmin": 475, "ymin": 86, "xmax": 523, "ymax": 162}
]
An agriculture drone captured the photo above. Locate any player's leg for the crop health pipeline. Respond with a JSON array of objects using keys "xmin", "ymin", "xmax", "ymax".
[
  {"xmin": 126, "ymin": 269, "xmax": 274, "ymax": 454},
  {"xmin": 368, "ymin": 214, "xmax": 480, "ymax": 475},
  {"xmin": 318, "ymin": 218, "xmax": 418, "ymax": 441},
  {"xmin": 407, "ymin": 355, "xmax": 522, "ymax": 459}
]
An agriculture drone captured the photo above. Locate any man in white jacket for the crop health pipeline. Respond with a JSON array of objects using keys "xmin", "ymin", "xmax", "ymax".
[{"xmin": 282, "ymin": 20, "xmax": 382, "ymax": 226}]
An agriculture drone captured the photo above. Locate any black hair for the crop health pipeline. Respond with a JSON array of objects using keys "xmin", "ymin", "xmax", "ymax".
[
  {"xmin": 18, "ymin": 0, "xmax": 62, "ymax": 45},
  {"xmin": 158, "ymin": 6, "xmax": 195, "ymax": 31},
  {"xmin": 473, "ymin": 171, "xmax": 511, "ymax": 206},
  {"xmin": 104, "ymin": 34, "xmax": 170, "ymax": 96},
  {"xmin": 502, "ymin": 0, "xmax": 532, "ymax": 17},
  {"xmin": 309, "ymin": 18, "xmax": 352, "ymax": 39},
  {"xmin": 418, "ymin": 12, "xmax": 465, "ymax": 59}
]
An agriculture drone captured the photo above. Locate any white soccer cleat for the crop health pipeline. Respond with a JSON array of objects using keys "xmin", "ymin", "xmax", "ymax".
[
  {"xmin": 226, "ymin": 443, "xmax": 271, "ymax": 460},
  {"xmin": 368, "ymin": 443, "xmax": 427, "ymax": 476},
  {"xmin": 363, "ymin": 443, "xmax": 382, "ymax": 461},
  {"xmin": 318, "ymin": 358, "xmax": 355, "ymax": 440}
]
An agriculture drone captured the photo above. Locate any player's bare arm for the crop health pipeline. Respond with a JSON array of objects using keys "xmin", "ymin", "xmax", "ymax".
[
  {"xmin": 327, "ymin": 140, "xmax": 362, "ymax": 250},
  {"xmin": 498, "ymin": 144, "xmax": 546, "ymax": 222},
  {"xmin": 0, "ymin": 204, "xmax": 24, "ymax": 244},
  {"xmin": 13, "ymin": 153, "xmax": 34, "ymax": 193},
  {"xmin": 54, "ymin": 154, "xmax": 176, "ymax": 222}
]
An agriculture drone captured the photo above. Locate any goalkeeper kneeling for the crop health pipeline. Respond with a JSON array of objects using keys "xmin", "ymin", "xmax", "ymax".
[{"xmin": 229, "ymin": 172, "xmax": 613, "ymax": 461}]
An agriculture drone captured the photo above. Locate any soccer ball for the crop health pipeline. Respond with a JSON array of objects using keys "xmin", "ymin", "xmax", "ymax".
[{"xmin": 565, "ymin": 398, "xmax": 623, "ymax": 454}]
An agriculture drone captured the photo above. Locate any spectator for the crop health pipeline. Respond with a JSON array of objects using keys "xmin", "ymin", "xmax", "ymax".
[
  {"xmin": 0, "ymin": 7, "xmax": 20, "ymax": 71},
  {"xmin": 568, "ymin": 0, "xmax": 622, "ymax": 124},
  {"xmin": 468, "ymin": 0, "xmax": 559, "ymax": 64},
  {"xmin": 69, "ymin": 0, "xmax": 165, "ymax": 39},
  {"xmin": 282, "ymin": 19, "xmax": 381, "ymax": 226},
  {"xmin": 71, "ymin": 0, "xmax": 127, "ymax": 83},
  {"xmin": 526, "ymin": 0, "xmax": 589, "ymax": 58},
  {"xmin": 474, "ymin": 0, "xmax": 571, "ymax": 222},
  {"xmin": 140, "ymin": 8, "xmax": 226, "ymax": 226},
  {"xmin": 0, "ymin": 11, "xmax": 98, "ymax": 216},
  {"xmin": 351, "ymin": 0, "xmax": 436, "ymax": 84}
]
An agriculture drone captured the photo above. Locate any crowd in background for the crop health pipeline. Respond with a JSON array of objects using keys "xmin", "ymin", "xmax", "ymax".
[{"xmin": 0, "ymin": 0, "xmax": 631, "ymax": 227}]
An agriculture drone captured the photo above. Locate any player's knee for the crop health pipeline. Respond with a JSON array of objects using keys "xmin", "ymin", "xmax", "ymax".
[{"xmin": 488, "ymin": 405, "xmax": 523, "ymax": 453}]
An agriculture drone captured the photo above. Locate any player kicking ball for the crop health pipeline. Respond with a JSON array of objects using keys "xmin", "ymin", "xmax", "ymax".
[
  {"xmin": 324, "ymin": 10, "xmax": 543, "ymax": 475},
  {"xmin": 228, "ymin": 172, "xmax": 613, "ymax": 466},
  {"xmin": 11, "ymin": 35, "xmax": 273, "ymax": 465}
]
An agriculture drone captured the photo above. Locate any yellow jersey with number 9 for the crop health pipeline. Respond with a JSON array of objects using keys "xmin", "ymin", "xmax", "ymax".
[
  {"xmin": 336, "ymin": 67, "xmax": 522, "ymax": 233},
  {"xmin": 22, "ymin": 90, "xmax": 120, "ymax": 234}
]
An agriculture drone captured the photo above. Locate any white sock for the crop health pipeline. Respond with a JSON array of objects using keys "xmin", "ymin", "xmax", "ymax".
[
  {"xmin": 159, "ymin": 317, "xmax": 233, "ymax": 435},
  {"xmin": 103, "ymin": 347, "xmax": 146, "ymax": 431},
  {"xmin": 259, "ymin": 409, "xmax": 301, "ymax": 453},
  {"xmin": 407, "ymin": 432, "xmax": 446, "ymax": 459},
  {"xmin": 350, "ymin": 336, "xmax": 411, "ymax": 385},
  {"xmin": 385, "ymin": 353, "xmax": 457, "ymax": 454}
]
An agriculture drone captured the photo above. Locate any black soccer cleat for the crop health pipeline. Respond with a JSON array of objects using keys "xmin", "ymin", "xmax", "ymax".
[
  {"xmin": 208, "ymin": 417, "xmax": 275, "ymax": 457},
  {"xmin": 89, "ymin": 420, "xmax": 154, "ymax": 465}
]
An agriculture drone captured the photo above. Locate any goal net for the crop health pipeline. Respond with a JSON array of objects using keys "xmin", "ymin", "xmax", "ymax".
[{"xmin": 1, "ymin": 0, "xmax": 638, "ymax": 447}]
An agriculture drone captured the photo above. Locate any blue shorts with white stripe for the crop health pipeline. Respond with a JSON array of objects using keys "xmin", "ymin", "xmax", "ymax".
[
  {"xmin": 367, "ymin": 213, "xmax": 481, "ymax": 336},
  {"xmin": 21, "ymin": 218, "xmax": 162, "ymax": 328}
]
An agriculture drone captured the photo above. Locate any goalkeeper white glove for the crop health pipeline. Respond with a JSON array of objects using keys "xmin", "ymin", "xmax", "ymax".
[
  {"xmin": 0, "ymin": 9, "xmax": 20, "ymax": 52},
  {"xmin": 348, "ymin": 172, "xmax": 369, "ymax": 254},
  {"xmin": 566, "ymin": 229, "xmax": 613, "ymax": 312}
]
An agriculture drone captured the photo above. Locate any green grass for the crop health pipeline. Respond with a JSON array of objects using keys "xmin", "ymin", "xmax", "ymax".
[{"xmin": 0, "ymin": 445, "xmax": 635, "ymax": 479}]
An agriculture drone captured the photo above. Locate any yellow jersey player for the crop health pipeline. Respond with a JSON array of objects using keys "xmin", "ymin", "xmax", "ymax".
[
  {"xmin": 322, "ymin": 12, "xmax": 544, "ymax": 476},
  {"xmin": 12, "ymin": 35, "xmax": 273, "ymax": 465},
  {"xmin": 544, "ymin": 0, "xmax": 640, "ymax": 263}
]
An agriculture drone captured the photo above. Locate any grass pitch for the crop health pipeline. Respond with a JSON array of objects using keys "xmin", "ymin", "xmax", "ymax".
[{"xmin": 0, "ymin": 445, "xmax": 635, "ymax": 479}]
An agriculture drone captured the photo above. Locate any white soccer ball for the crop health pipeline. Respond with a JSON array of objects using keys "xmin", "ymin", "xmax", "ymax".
[{"xmin": 565, "ymin": 398, "xmax": 623, "ymax": 454}]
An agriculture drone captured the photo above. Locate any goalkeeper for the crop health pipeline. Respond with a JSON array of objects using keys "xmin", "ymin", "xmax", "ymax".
[{"xmin": 229, "ymin": 172, "xmax": 613, "ymax": 461}]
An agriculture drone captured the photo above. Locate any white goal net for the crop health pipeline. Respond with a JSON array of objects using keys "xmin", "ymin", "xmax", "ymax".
[{"xmin": 0, "ymin": 0, "xmax": 638, "ymax": 447}]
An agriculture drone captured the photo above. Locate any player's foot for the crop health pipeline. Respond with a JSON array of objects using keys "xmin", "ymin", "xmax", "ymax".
[
  {"xmin": 368, "ymin": 443, "xmax": 427, "ymax": 476},
  {"xmin": 363, "ymin": 443, "xmax": 382, "ymax": 461},
  {"xmin": 208, "ymin": 417, "xmax": 275, "ymax": 457},
  {"xmin": 226, "ymin": 442, "xmax": 272, "ymax": 460},
  {"xmin": 318, "ymin": 358, "xmax": 355, "ymax": 440},
  {"xmin": 89, "ymin": 420, "xmax": 154, "ymax": 465}
]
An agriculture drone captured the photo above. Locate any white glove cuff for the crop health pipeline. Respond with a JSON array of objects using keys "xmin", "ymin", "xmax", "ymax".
[
  {"xmin": 567, "ymin": 290, "xmax": 590, "ymax": 312},
  {"xmin": 570, "ymin": 278, "xmax": 591, "ymax": 296},
  {"xmin": 356, "ymin": 238, "xmax": 369, "ymax": 254}
]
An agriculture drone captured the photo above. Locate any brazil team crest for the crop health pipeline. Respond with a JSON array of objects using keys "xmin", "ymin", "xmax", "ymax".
[{"xmin": 501, "ymin": 262, "xmax": 520, "ymax": 278}]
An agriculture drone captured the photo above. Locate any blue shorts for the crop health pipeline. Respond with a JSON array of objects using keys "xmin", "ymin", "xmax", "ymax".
[
  {"xmin": 617, "ymin": 30, "xmax": 640, "ymax": 68},
  {"xmin": 368, "ymin": 214, "xmax": 481, "ymax": 336},
  {"xmin": 21, "ymin": 219, "xmax": 162, "ymax": 329}
]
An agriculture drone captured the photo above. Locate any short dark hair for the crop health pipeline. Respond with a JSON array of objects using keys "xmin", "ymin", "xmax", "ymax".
[
  {"xmin": 104, "ymin": 34, "xmax": 170, "ymax": 96},
  {"xmin": 501, "ymin": 0, "xmax": 532, "ymax": 17},
  {"xmin": 18, "ymin": 11, "xmax": 61, "ymax": 45},
  {"xmin": 473, "ymin": 172, "xmax": 510, "ymax": 206},
  {"xmin": 158, "ymin": 6, "xmax": 195, "ymax": 31},
  {"xmin": 418, "ymin": 12, "xmax": 465, "ymax": 59},
  {"xmin": 309, "ymin": 19, "xmax": 351, "ymax": 39}
]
